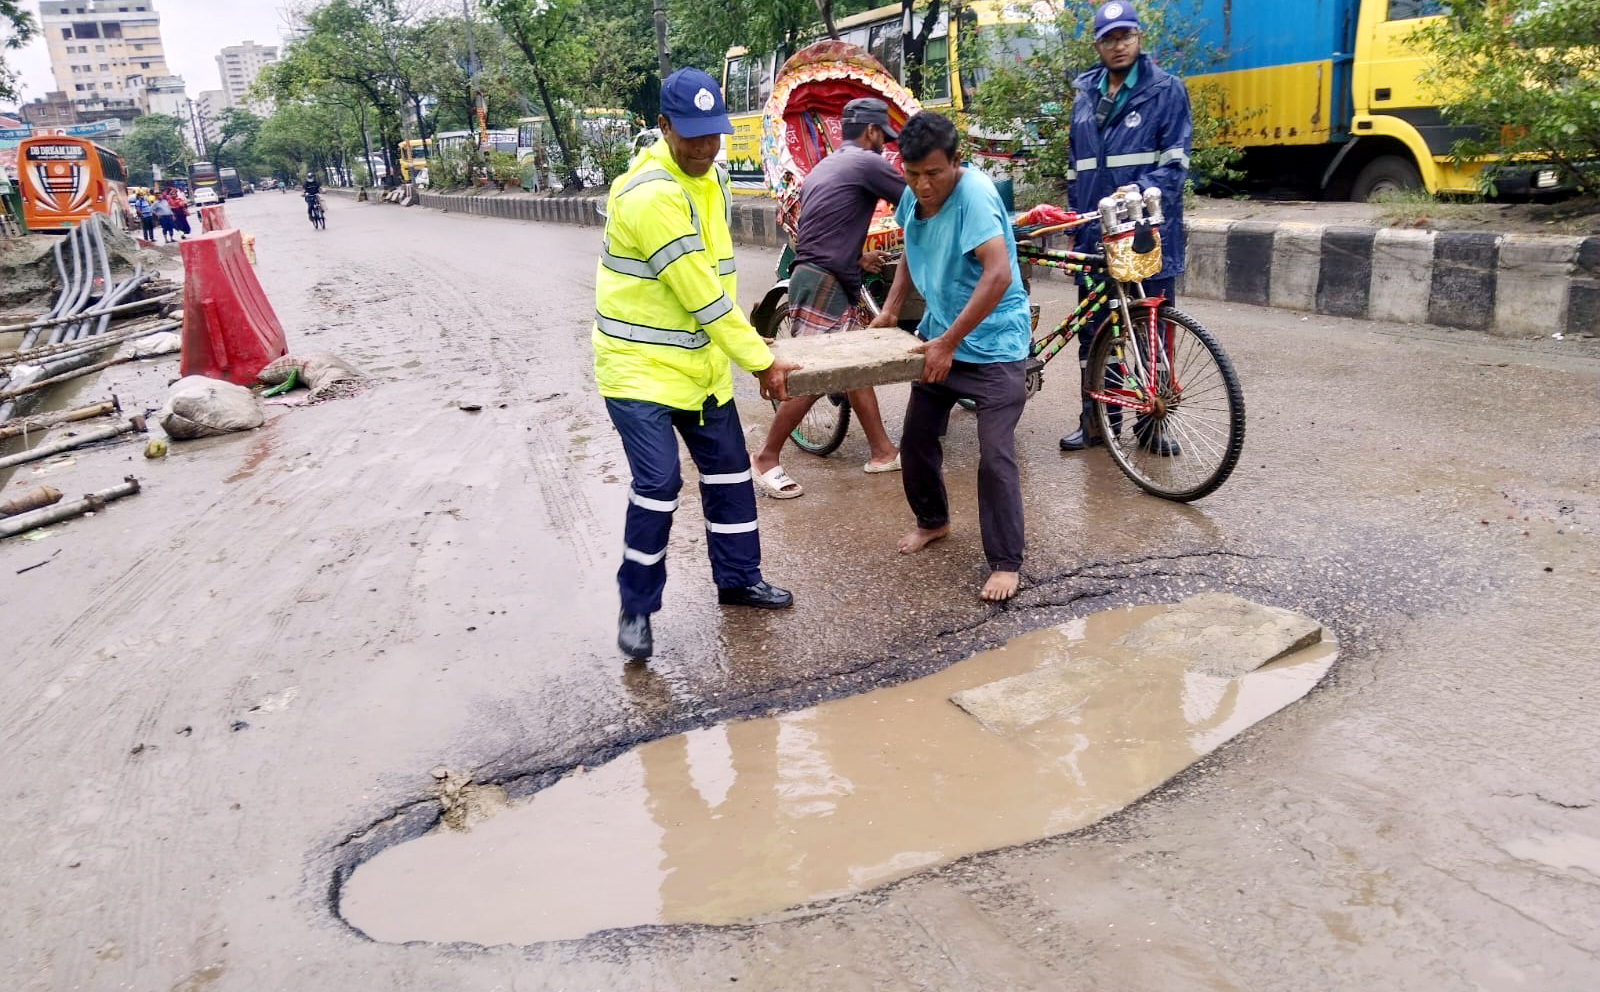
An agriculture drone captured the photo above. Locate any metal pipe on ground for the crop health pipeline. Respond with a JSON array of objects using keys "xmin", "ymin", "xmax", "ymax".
[
  {"xmin": 0, "ymin": 289, "xmax": 179, "ymax": 339},
  {"xmin": 0, "ymin": 397, "xmax": 120, "ymax": 442},
  {"xmin": 1, "ymin": 316, "xmax": 171, "ymax": 368},
  {"xmin": 0, "ymin": 476, "xmax": 141, "ymax": 539},
  {"xmin": 0, "ymin": 486, "xmax": 64, "ymax": 517},
  {"xmin": 0, "ymin": 416, "xmax": 146, "ymax": 470},
  {"xmin": 0, "ymin": 329, "xmax": 179, "ymax": 404}
]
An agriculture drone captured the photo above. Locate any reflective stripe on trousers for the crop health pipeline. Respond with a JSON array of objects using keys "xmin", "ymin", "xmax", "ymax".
[{"xmin": 604, "ymin": 396, "xmax": 762, "ymax": 614}]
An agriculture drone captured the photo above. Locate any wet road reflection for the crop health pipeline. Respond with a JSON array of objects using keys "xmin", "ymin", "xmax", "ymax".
[{"xmin": 340, "ymin": 604, "xmax": 1336, "ymax": 945}]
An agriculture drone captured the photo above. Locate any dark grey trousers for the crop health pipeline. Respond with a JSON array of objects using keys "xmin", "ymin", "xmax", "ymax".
[{"xmin": 901, "ymin": 359, "xmax": 1028, "ymax": 572}]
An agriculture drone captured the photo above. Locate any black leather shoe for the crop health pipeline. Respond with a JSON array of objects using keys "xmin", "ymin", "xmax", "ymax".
[
  {"xmin": 1135, "ymin": 423, "xmax": 1181, "ymax": 457},
  {"xmin": 717, "ymin": 581, "xmax": 794, "ymax": 609},
  {"xmin": 618, "ymin": 612, "xmax": 653, "ymax": 660},
  {"xmin": 1058, "ymin": 428, "xmax": 1105, "ymax": 451}
]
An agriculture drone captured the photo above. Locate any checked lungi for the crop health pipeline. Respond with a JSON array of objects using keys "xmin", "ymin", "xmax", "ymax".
[
  {"xmin": 605, "ymin": 395, "xmax": 763, "ymax": 615},
  {"xmin": 788, "ymin": 262, "xmax": 862, "ymax": 337}
]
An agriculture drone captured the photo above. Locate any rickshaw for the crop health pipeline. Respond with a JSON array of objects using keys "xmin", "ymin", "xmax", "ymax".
[{"xmin": 750, "ymin": 42, "xmax": 1245, "ymax": 501}]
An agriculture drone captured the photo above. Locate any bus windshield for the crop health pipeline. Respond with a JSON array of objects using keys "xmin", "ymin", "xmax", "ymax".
[{"xmin": 17, "ymin": 136, "xmax": 131, "ymax": 232}]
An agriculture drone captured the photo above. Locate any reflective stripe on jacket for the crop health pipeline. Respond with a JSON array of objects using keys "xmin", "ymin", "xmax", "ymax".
[
  {"xmin": 593, "ymin": 139, "xmax": 772, "ymax": 410},
  {"xmin": 1067, "ymin": 53, "xmax": 1192, "ymax": 280}
]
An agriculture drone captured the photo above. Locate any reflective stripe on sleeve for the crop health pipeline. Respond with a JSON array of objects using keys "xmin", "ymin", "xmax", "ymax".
[
  {"xmin": 717, "ymin": 257, "xmax": 737, "ymax": 275},
  {"xmin": 623, "ymin": 545, "xmax": 668, "ymax": 566},
  {"xmin": 648, "ymin": 233, "xmax": 706, "ymax": 273},
  {"xmin": 706, "ymin": 520, "xmax": 758, "ymax": 535},
  {"xmin": 595, "ymin": 312, "xmax": 711, "ymax": 349},
  {"xmin": 629, "ymin": 491, "xmax": 679, "ymax": 513},
  {"xmin": 1074, "ymin": 157, "xmax": 1098, "ymax": 173},
  {"xmin": 1158, "ymin": 148, "xmax": 1190, "ymax": 168},
  {"xmin": 618, "ymin": 168, "xmax": 674, "ymax": 197},
  {"xmin": 690, "ymin": 294, "xmax": 735, "ymax": 325},
  {"xmin": 701, "ymin": 470, "xmax": 752, "ymax": 485}
]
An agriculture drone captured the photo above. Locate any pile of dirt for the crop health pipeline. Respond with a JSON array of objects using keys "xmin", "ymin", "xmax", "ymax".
[{"xmin": 0, "ymin": 236, "xmax": 61, "ymax": 310}]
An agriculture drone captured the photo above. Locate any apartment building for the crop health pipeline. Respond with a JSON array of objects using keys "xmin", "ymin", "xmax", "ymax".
[
  {"xmin": 40, "ymin": 1, "xmax": 171, "ymax": 114},
  {"xmin": 216, "ymin": 41, "xmax": 278, "ymax": 116}
]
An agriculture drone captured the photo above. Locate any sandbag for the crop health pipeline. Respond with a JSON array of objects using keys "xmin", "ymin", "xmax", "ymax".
[
  {"xmin": 120, "ymin": 330, "xmax": 182, "ymax": 359},
  {"xmin": 159, "ymin": 374, "xmax": 264, "ymax": 439},
  {"xmin": 256, "ymin": 352, "xmax": 369, "ymax": 402}
]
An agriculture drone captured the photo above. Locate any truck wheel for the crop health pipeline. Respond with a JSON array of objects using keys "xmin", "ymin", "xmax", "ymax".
[{"xmin": 1352, "ymin": 155, "xmax": 1423, "ymax": 201}]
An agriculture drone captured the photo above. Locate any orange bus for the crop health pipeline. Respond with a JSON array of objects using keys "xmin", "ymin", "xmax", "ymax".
[{"xmin": 16, "ymin": 135, "xmax": 133, "ymax": 232}]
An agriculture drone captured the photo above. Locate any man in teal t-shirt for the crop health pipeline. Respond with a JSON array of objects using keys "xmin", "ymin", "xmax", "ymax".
[{"xmin": 871, "ymin": 111, "xmax": 1033, "ymax": 602}]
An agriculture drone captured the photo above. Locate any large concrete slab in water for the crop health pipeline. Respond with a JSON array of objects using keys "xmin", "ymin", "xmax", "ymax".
[
  {"xmin": 768, "ymin": 326, "xmax": 926, "ymax": 396},
  {"xmin": 950, "ymin": 594, "xmax": 1325, "ymax": 734},
  {"xmin": 1113, "ymin": 592, "xmax": 1324, "ymax": 678}
]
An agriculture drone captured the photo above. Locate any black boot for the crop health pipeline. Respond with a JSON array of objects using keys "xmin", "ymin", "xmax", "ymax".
[
  {"xmin": 717, "ymin": 580, "xmax": 794, "ymax": 609},
  {"xmin": 618, "ymin": 612, "xmax": 653, "ymax": 660},
  {"xmin": 1134, "ymin": 418, "xmax": 1181, "ymax": 457},
  {"xmin": 1059, "ymin": 410, "xmax": 1106, "ymax": 451}
]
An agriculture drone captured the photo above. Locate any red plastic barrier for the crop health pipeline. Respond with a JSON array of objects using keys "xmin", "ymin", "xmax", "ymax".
[
  {"xmin": 199, "ymin": 204, "xmax": 230, "ymax": 232},
  {"xmin": 179, "ymin": 229, "xmax": 287, "ymax": 384}
]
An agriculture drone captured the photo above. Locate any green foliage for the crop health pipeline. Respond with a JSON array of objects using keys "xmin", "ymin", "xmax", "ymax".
[
  {"xmin": 966, "ymin": 3, "xmax": 1246, "ymax": 199},
  {"xmin": 120, "ymin": 114, "xmax": 187, "ymax": 186},
  {"xmin": 1415, "ymin": 0, "xmax": 1600, "ymax": 195},
  {"xmin": 1, "ymin": 0, "xmax": 38, "ymax": 103}
]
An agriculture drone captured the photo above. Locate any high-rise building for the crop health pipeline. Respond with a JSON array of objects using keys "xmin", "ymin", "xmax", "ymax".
[
  {"xmin": 145, "ymin": 75, "xmax": 187, "ymax": 122},
  {"xmin": 216, "ymin": 41, "xmax": 278, "ymax": 116},
  {"xmin": 196, "ymin": 89, "xmax": 227, "ymax": 153},
  {"xmin": 39, "ymin": 1, "xmax": 171, "ymax": 116}
]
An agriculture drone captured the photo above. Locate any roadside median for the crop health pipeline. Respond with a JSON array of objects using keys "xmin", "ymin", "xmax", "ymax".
[{"xmin": 356, "ymin": 186, "xmax": 1599, "ymax": 340}]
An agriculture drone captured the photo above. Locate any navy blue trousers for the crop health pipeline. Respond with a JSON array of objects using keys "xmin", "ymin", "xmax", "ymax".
[{"xmin": 605, "ymin": 396, "xmax": 763, "ymax": 615}]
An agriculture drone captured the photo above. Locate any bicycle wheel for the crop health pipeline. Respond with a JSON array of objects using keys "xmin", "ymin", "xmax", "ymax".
[
  {"xmin": 756, "ymin": 298, "xmax": 851, "ymax": 457},
  {"xmin": 1087, "ymin": 305, "xmax": 1244, "ymax": 501}
]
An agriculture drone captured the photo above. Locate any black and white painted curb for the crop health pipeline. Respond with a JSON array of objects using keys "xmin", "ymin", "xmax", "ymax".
[
  {"xmin": 1178, "ymin": 218, "xmax": 1598, "ymax": 339},
  {"xmin": 363, "ymin": 188, "xmax": 1598, "ymax": 339}
]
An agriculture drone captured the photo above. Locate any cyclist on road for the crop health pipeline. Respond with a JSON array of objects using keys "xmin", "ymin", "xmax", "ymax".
[{"xmin": 302, "ymin": 173, "xmax": 322, "ymax": 221}]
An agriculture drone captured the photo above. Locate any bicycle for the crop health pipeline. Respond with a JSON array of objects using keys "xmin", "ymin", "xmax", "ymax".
[
  {"xmin": 307, "ymin": 194, "xmax": 326, "ymax": 230},
  {"xmin": 757, "ymin": 185, "xmax": 1245, "ymax": 501}
]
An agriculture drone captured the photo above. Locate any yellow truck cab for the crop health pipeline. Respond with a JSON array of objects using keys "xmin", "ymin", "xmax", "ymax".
[{"xmin": 1186, "ymin": 0, "xmax": 1563, "ymax": 199}]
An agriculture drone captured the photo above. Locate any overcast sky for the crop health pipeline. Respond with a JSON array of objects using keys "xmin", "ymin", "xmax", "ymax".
[{"xmin": 10, "ymin": 0, "xmax": 298, "ymax": 105}]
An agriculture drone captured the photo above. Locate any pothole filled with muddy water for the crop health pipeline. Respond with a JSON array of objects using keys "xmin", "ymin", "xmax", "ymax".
[{"xmin": 339, "ymin": 595, "xmax": 1336, "ymax": 945}]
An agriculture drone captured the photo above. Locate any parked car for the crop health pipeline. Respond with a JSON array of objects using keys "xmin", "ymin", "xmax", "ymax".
[{"xmin": 192, "ymin": 186, "xmax": 220, "ymax": 206}]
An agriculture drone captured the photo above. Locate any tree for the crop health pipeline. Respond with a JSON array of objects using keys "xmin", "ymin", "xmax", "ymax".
[
  {"xmin": 967, "ymin": 3, "xmax": 1246, "ymax": 200},
  {"xmin": 483, "ymin": 0, "xmax": 593, "ymax": 187},
  {"xmin": 210, "ymin": 108, "xmax": 264, "ymax": 169},
  {"xmin": 120, "ymin": 114, "xmax": 187, "ymax": 185},
  {"xmin": 1, "ymin": 0, "xmax": 38, "ymax": 104},
  {"xmin": 1415, "ymin": 0, "xmax": 1600, "ymax": 195}
]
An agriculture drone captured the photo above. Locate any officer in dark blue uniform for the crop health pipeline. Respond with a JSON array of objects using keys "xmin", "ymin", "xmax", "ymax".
[{"xmin": 1060, "ymin": 1, "xmax": 1192, "ymax": 453}]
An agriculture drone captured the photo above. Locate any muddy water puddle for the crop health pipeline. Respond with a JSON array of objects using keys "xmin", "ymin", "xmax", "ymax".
[{"xmin": 340, "ymin": 603, "xmax": 1337, "ymax": 946}]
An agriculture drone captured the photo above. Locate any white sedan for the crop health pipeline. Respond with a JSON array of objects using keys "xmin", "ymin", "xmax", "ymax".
[{"xmin": 193, "ymin": 187, "xmax": 220, "ymax": 205}]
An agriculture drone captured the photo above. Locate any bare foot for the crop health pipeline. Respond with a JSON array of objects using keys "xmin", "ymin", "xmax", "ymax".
[
  {"xmin": 980, "ymin": 570, "xmax": 1020, "ymax": 602},
  {"xmin": 897, "ymin": 524, "xmax": 950, "ymax": 554}
]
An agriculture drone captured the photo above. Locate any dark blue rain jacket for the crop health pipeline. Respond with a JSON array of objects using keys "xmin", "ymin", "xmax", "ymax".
[{"xmin": 1067, "ymin": 54, "xmax": 1192, "ymax": 280}]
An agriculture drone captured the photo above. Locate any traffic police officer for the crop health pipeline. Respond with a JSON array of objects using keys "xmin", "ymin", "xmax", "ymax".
[
  {"xmin": 595, "ymin": 66, "xmax": 801, "ymax": 661},
  {"xmin": 1060, "ymin": 1, "xmax": 1192, "ymax": 453}
]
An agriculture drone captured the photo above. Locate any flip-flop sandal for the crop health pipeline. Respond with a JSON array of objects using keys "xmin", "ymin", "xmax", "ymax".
[
  {"xmin": 754, "ymin": 465, "xmax": 804, "ymax": 499},
  {"xmin": 863, "ymin": 453, "xmax": 901, "ymax": 474}
]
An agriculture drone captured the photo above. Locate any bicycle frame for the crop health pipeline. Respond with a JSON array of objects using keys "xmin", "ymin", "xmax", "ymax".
[{"xmin": 1016, "ymin": 241, "xmax": 1175, "ymax": 418}]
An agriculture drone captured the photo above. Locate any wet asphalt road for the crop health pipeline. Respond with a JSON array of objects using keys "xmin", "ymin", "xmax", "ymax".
[{"xmin": 1, "ymin": 190, "xmax": 1598, "ymax": 991}]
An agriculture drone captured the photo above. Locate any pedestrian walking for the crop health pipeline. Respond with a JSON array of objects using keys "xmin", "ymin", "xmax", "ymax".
[
  {"xmin": 136, "ymin": 194, "xmax": 155, "ymax": 242},
  {"xmin": 167, "ymin": 189, "xmax": 192, "ymax": 239},
  {"xmin": 1058, "ymin": 0, "xmax": 1191, "ymax": 454},
  {"xmin": 750, "ymin": 97, "xmax": 906, "ymax": 498},
  {"xmin": 152, "ymin": 195, "xmax": 175, "ymax": 243},
  {"xmin": 595, "ymin": 66, "xmax": 802, "ymax": 661},
  {"xmin": 869, "ymin": 111, "xmax": 1034, "ymax": 603}
]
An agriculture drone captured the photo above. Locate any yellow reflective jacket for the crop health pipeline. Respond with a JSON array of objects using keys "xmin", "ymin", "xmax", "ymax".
[{"xmin": 593, "ymin": 140, "xmax": 773, "ymax": 410}]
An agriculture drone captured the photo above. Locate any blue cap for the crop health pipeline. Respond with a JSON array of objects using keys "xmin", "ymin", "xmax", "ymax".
[
  {"xmin": 659, "ymin": 67, "xmax": 732, "ymax": 139},
  {"xmin": 1093, "ymin": 1, "xmax": 1141, "ymax": 40}
]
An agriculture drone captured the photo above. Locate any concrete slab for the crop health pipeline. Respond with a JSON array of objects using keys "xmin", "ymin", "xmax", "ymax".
[
  {"xmin": 1180, "ymin": 218, "xmax": 1232, "ymax": 301},
  {"xmin": 767, "ymin": 326, "xmax": 927, "ymax": 396},
  {"xmin": 949, "ymin": 656, "xmax": 1119, "ymax": 735},
  {"xmin": 1495, "ymin": 234, "xmax": 1580, "ymax": 338},
  {"xmin": 1113, "ymin": 592, "xmax": 1323, "ymax": 678}
]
